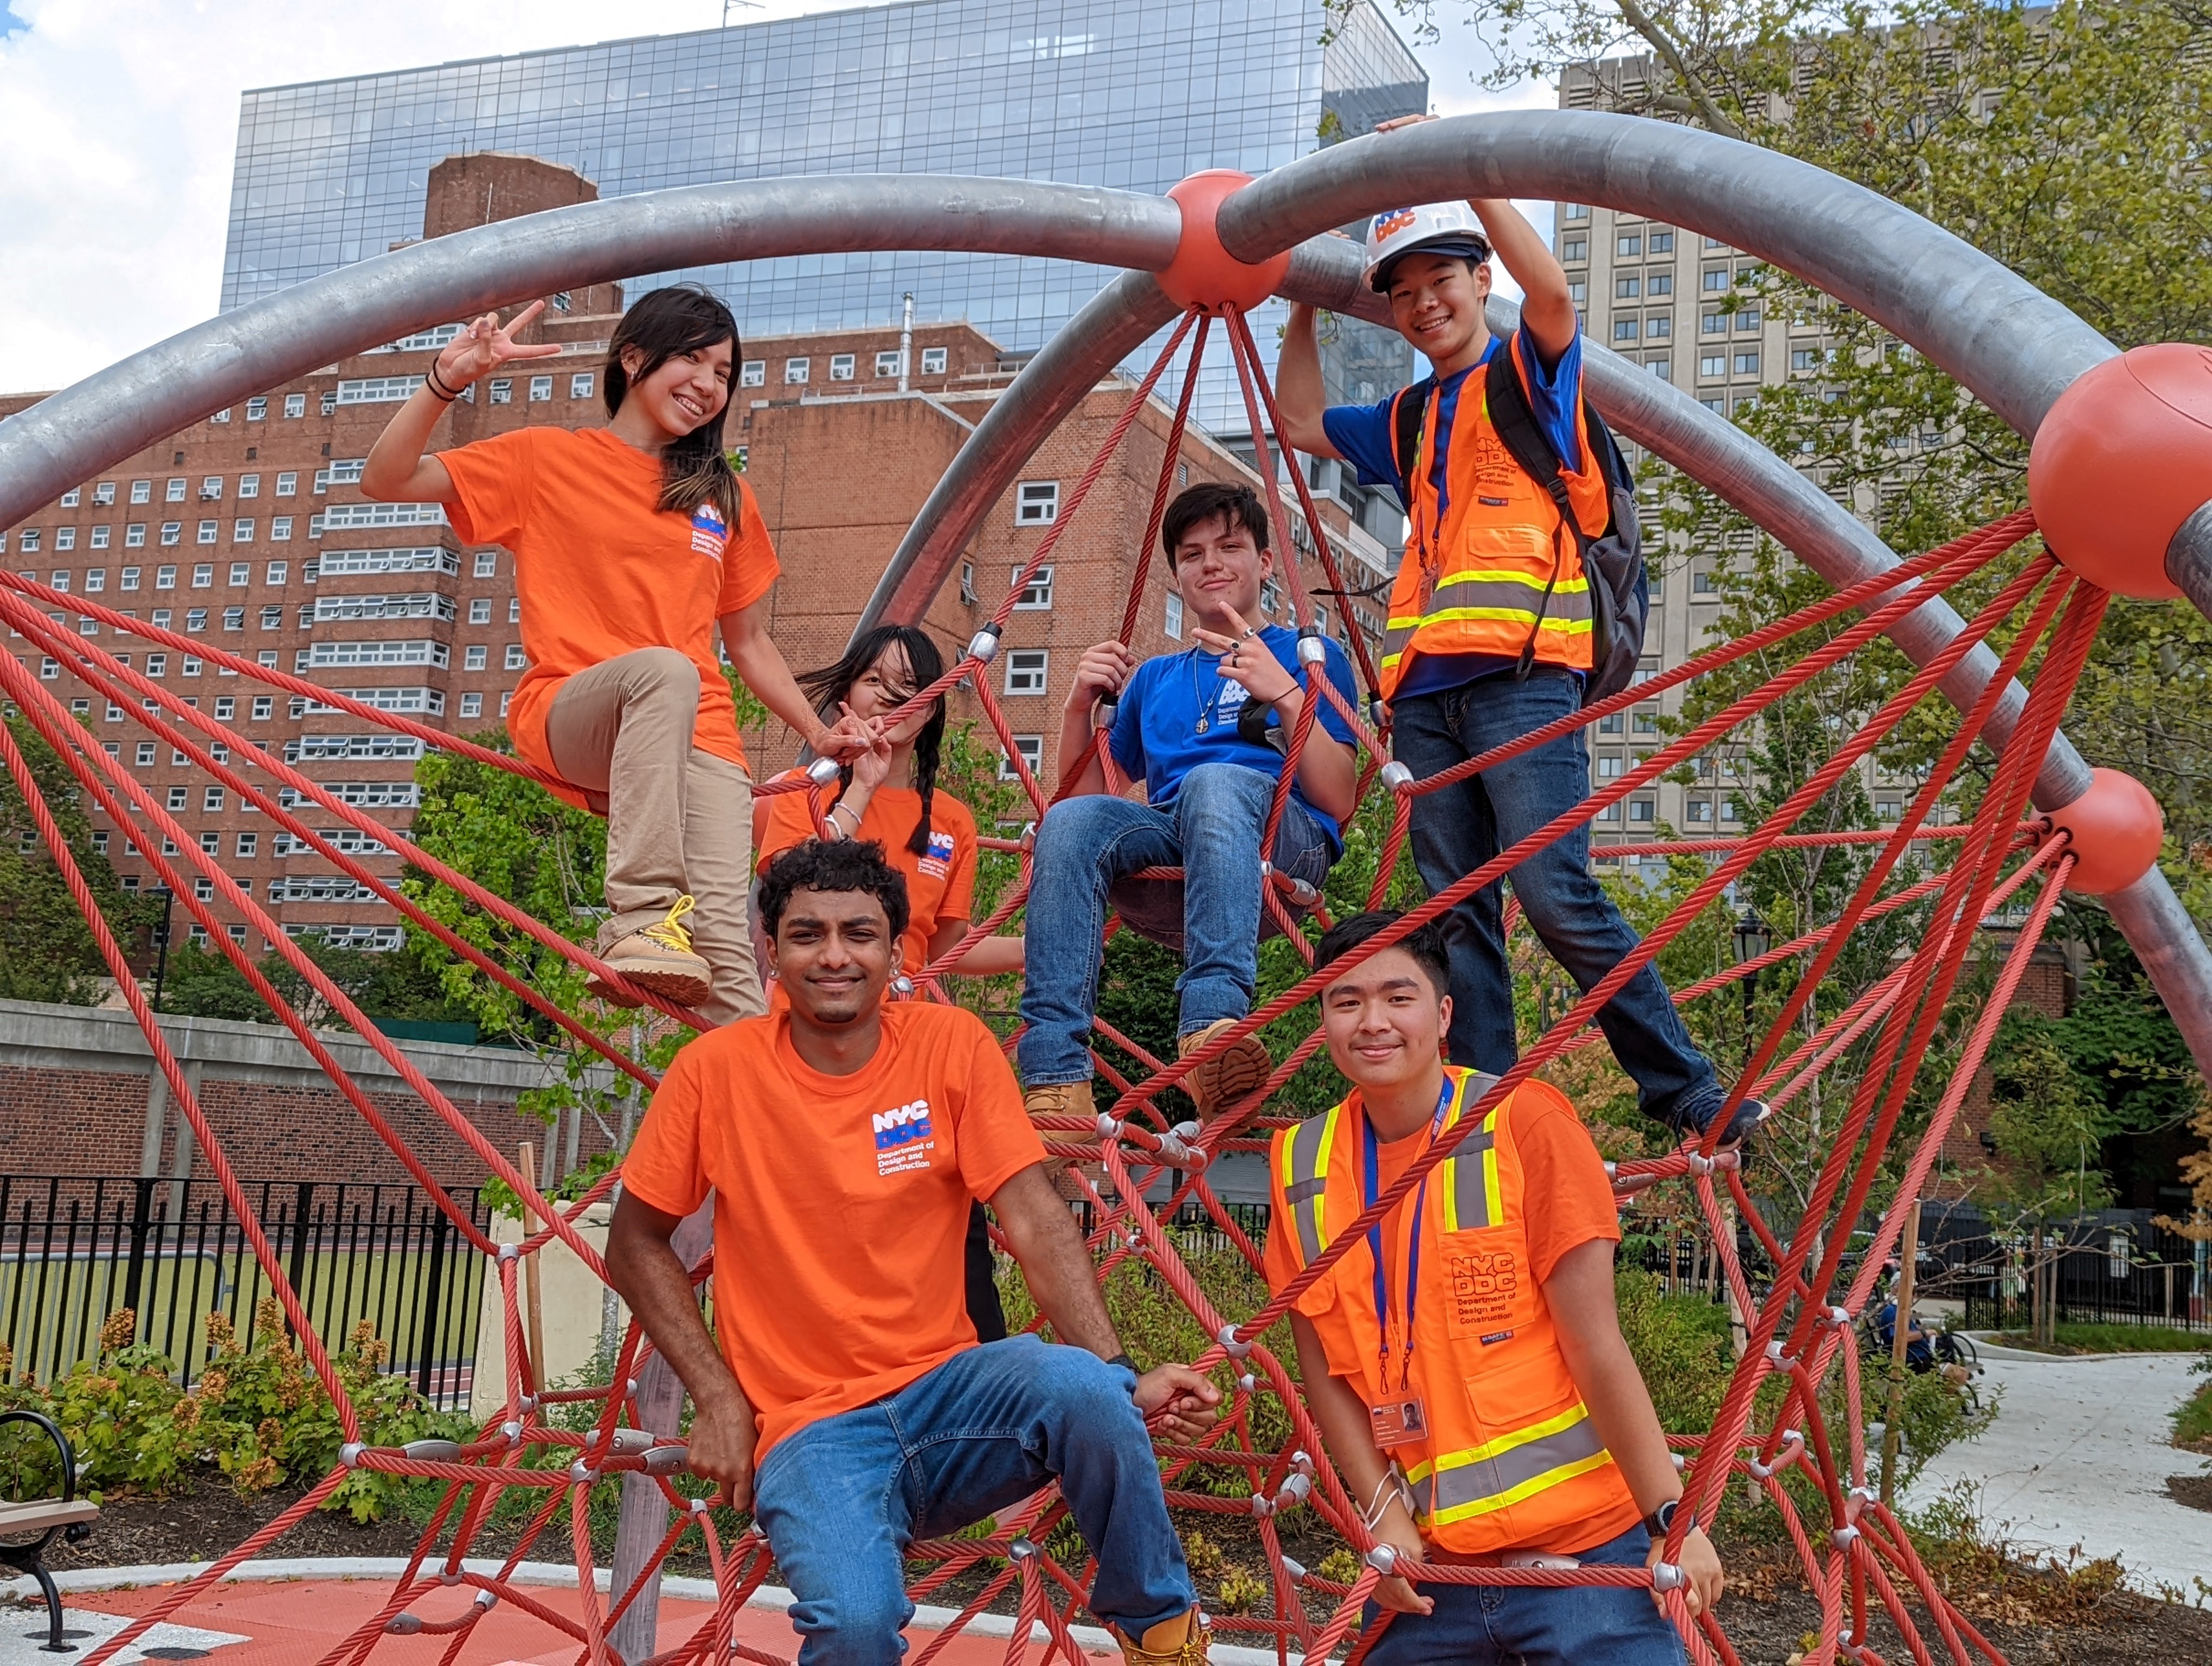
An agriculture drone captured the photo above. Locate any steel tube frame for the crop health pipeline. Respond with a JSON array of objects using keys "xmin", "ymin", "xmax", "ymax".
[{"xmin": 0, "ymin": 177, "xmax": 1181, "ymax": 528}]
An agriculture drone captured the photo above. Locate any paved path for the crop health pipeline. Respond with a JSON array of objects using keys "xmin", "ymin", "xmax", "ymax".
[{"xmin": 1901, "ymin": 1345, "xmax": 2212, "ymax": 1597}]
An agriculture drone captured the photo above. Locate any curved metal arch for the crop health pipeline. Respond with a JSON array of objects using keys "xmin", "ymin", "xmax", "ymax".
[
  {"xmin": 0, "ymin": 176, "xmax": 1182, "ymax": 527},
  {"xmin": 1215, "ymin": 110, "xmax": 2117, "ymax": 439}
]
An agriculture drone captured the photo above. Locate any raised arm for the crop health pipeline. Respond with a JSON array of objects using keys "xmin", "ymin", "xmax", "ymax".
[
  {"xmin": 604, "ymin": 1190, "xmax": 760, "ymax": 1508},
  {"xmin": 989, "ymin": 1162, "xmax": 1219, "ymax": 1439},
  {"xmin": 719, "ymin": 598, "xmax": 869, "ymax": 761},
  {"xmin": 1275, "ymin": 305, "xmax": 1342, "ymax": 459},
  {"xmin": 1471, "ymin": 198, "xmax": 1577, "ymax": 366},
  {"xmin": 1545, "ymin": 1238, "xmax": 1725, "ymax": 1618},
  {"xmin": 359, "ymin": 303, "xmax": 561, "ymax": 502}
]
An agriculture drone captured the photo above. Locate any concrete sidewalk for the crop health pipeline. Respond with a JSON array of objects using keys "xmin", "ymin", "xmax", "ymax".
[{"xmin": 1901, "ymin": 1347, "xmax": 2212, "ymax": 1597}]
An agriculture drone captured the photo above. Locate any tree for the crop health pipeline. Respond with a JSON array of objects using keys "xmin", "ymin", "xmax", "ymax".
[
  {"xmin": 158, "ymin": 935, "xmax": 475, "ymax": 1032},
  {"xmin": 1977, "ymin": 1021, "xmax": 2112, "ymax": 1344},
  {"xmin": 0, "ymin": 715, "xmax": 158, "ymax": 1003}
]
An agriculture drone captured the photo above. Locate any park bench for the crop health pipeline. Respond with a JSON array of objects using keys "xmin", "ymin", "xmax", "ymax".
[{"xmin": 1, "ymin": 1411, "xmax": 98, "ymax": 1654}]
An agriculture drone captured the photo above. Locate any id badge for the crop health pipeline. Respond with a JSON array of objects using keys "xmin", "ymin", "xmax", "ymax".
[{"xmin": 1368, "ymin": 1393, "xmax": 1429, "ymax": 1449}]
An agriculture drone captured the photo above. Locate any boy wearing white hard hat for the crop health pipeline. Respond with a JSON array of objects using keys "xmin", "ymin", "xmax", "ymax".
[{"xmin": 1276, "ymin": 125, "xmax": 1759, "ymax": 1148}]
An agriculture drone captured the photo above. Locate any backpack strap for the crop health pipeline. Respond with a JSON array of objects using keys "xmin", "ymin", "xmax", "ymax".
[
  {"xmin": 1388, "ymin": 377, "xmax": 1435, "ymax": 508},
  {"xmin": 1484, "ymin": 335, "xmax": 1591, "ymax": 680}
]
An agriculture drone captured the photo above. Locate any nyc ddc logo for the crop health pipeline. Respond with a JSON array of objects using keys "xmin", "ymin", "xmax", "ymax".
[{"xmin": 872, "ymin": 1097, "xmax": 935, "ymax": 1176}]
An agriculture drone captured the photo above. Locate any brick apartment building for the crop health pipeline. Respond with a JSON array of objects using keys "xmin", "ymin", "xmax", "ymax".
[{"xmin": 1, "ymin": 153, "xmax": 1392, "ymax": 961}]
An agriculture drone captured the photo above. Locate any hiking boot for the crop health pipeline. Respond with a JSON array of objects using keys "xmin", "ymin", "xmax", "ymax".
[
  {"xmin": 1023, "ymin": 1079, "xmax": 1096, "ymax": 1132},
  {"xmin": 1179, "ymin": 1018, "xmax": 1272, "ymax": 1124},
  {"xmin": 1114, "ymin": 1607, "xmax": 1210, "ymax": 1664},
  {"xmin": 586, "ymin": 895, "xmax": 712, "ymax": 1009}
]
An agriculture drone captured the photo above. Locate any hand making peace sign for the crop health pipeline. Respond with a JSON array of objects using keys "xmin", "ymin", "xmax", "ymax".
[
  {"xmin": 431, "ymin": 302, "xmax": 564, "ymax": 392},
  {"xmin": 1192, "ymin": 604, "xmax": 1299, "ymax": 708}
]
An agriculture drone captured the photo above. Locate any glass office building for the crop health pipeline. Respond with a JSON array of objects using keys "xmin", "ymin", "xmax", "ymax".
[{"xmin": 221, "ymin": 0, "xmax": 1425, "ymax": 432}]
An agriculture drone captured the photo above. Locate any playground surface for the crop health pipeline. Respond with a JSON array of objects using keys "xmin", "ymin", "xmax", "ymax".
[{"xmin": 1902, "ymin": 1345, "xmax": 2212, "ymax": 1598}]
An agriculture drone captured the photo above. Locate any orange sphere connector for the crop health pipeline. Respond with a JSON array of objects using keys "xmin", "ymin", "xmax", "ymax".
[
  {"xmin": 2042, "ymin": 767, "xmax": 2165, "ymax": 894},
  {"xmin": 2027, "ymin": 344, "xmax": 2212, "ymax": 599},
  {"xmin": 1154, "ymin": 171, "xmax": 1293, "ymax": 316}
]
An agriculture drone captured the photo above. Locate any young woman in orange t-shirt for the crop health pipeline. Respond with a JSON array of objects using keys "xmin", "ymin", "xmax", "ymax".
[
  {"xmin": 755, "ymin": 624, "xmax": 1025, "ymax": 1340},
  {"xmin": 361, "ymin": 286, "xmax": 863, "ymax": 1024}
]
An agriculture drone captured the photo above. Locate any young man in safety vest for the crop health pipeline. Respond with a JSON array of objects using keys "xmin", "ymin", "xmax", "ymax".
[
  {"xmin": 1020, "ymin": 482, "xmax": 1360, "ymax": 1126},
  {"xmin": 1276, "ymin": 162, "xmax": 1760, "ymax": 1148},
  {"xmin": 1266, "ymin": 909, "xmax": 1724, "ymax": 1662},
  {"xmin": 608, "ymin": 838, "xmax": 1225, "ymax": 1664}
]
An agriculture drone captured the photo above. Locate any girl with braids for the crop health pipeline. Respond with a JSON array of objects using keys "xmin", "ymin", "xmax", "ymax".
[
  {"xmin": 755, "ymin": 624, "xmax": 1025, "ymax": 984},
  {"xmin": 361, "ymin": 286, "xmax": 865, "ymax": 1024},
  {"xmin": 755, "ymin": 623, "xmax": 1026, "ymax": 1342}
]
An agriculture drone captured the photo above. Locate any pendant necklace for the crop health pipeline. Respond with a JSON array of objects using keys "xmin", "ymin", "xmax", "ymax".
[{"xmin": 1189, "ymin": 646, "xmax": 1227, "ymax": 734}]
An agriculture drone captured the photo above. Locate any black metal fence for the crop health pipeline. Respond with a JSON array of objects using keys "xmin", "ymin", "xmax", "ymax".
[
  {"xmin": 0, "ymin": 1175, "xmax": 494, "ymax": 1407},
  {"xmin": 1927, "ymin": 1205, "xmax": 2212, "ymax": 1334}
]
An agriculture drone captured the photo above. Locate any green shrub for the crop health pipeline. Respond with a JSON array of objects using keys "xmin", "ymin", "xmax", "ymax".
[{"xmin": 2175, "ymin": 1358, "xmax": 2212, "ymax": 1450}]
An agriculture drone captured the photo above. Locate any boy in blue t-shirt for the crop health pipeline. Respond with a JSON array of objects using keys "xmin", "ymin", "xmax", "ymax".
[{"xmin": 1019, "ymin": 483, "xmax": 1359, "ymax": 1126}]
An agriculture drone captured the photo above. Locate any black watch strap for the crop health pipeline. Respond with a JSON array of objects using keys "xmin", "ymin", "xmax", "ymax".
[
  {"xmin": 1644, "ymin": 1498, "xmax": 1684, "ymax": 1539},
  {"xmin": 1106, "ymin": 1352, "xmax": 1140, "ymax": 1380}
]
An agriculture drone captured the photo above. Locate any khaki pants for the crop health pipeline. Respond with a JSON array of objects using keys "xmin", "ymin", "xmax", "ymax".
[{"xmin": 544, "ymin": 647, "xmax": 766, "ymax": 1027}]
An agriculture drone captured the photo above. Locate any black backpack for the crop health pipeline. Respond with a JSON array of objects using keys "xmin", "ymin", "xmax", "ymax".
[{"xmin": 1389, "ymin": 334, "xmax": 1648, "ymax": 704}]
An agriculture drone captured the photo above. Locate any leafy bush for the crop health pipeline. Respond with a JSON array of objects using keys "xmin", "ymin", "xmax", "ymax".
[
  {"xmin": 2175, "ymin": 1357, "xmax": 2212, "ymax": 1452},
  {"xmin": 0, "ymin": 1303, "xmax": 468, "ymax": 1522}
]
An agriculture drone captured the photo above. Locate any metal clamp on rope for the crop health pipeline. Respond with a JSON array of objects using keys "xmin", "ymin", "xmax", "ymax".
[
  {"xmin": 1094, "ymin": 696, "xmax": 1117, "ymax": 731},
  {"xmin": 605, "ymin": 1427, "xmax": 657, "ymax": 1456},
  {"xmin": 1296, "ymin": 629, "xmax": 1328, "ymax": 667},
  {"xmin": 1251, "ymin": 1491, "xmax": 1275, "ymax": 1519},
  {"xmin": 1670, "ymin": 1452, "xmax": 1686, "ymax": 1472},
  {"xmin": 1217, "ymin": 1323, "xmax": 1252, "ymax": 1360},
  {"xmin": 339, "ymin": 1442, "xmax": 365, "ymax": 1469},
  {"xmin": 384, "ymin": 1614, "xmax": 423, "ymax": 1635},
  {"xmin": 1379, "ymin": 760, "xmax": 1413, "ymax": 791},
  {"xmin": 473, "ymin": 1591, "xmax": 497, "ymax": 1612},
  {"xmin": 806, "ymin": 754, "xmax": 843, "ymax": 786},
  {"xmin": 689, "ymin": 1497, "xmax": 712, "ymax": 1517},
  {"xmin": 498, "ymin": 1241, "xmax": 522, "ymax": 1264},
  {"xmin": 519, "ymin": 1394, "xmax": 538, "ymax": 1414},
  {"xmin": 1008, "ymin": 1536, "xmax": 1037, "ymax": 1562},
  {"xmin": 1685, "ymin": 1151, "xmax": 1716, "ymax": 1176},
  {"xmin": 403, "ymin": 1438, "xmax": 462, "ymax": 1463},
  {"xmin": 1820, "ymin": 1305, "xmax": 1854, "ymax": 1329},
  {"xmin": 1274, "ymin": 1472, "xmax": 1313, "ymax": 1511},
  {"xmin": 569, "ymin": 1460, "xmax": 599, "ymax": 1483},
  {"xmin": 500, "ymin": 1420, "xmax": 522, "ymax": 1445},
  {"xmin": 967, "ymin": 623, "xmax": 1003, "ymax": 664},
  {"xmin": 1651, "ymin": 1562, "xmax": 1686, "ymax": 1593},
  {"xmin": 1279, "ymin": 872, "xmax": 1321, "ymax": 907},
  {"xmin": 1367, "ymin": 696, "xmax": 1390, "ymax": 731},
  {"xmin": 890, "ymin": 974, "xmax": 915, "ymax": 998},
  {"xmin": 1365, "ymin": 1543, "xmax": 1400, "ymax": 1576},
  {"xmin": 1281, "ymin": 1555, "xmax": 1307, "ymax": 1584},
  {"xmin": 642, "ymin": 1444, "xmax": 689, "ymax": 1475},
  {"xmin": 1291, "ymin": 1450, "xmax": 1315, "ymax": 1478},
  {"xmin": 1832, "ymin": 1524, "xmax": 1861, "ymax": 1551},
  {"xmin": 438, "ymin": 1567, "xmax": 464, "ymax": 1587},
  {"xmin": 1095, "ymin": 1112, "xmax": 1123, "ymax": 1141},
  {"xmin": 1237, "ymin": 1372, "xmax": 1257, "ymax": 1394},
  {"xmin": 1764, "ymin": 1340, "xmax": 1788, "ymax": 1368}
]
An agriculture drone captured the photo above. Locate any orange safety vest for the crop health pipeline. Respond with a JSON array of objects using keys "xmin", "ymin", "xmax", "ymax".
[
  {"xmin": 1378, "ymin": 334, "xmax": 1614, "ymax": 700},
  {"xmin": 1269, "ymin": 1066, "xmax": 1635, "ymax": 1554}
]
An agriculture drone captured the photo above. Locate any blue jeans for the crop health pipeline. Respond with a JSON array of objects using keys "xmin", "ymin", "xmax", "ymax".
[
  {"xmin": 1392, "ymin": 670, "xmax": 1722, "ymax": 1130},
  {"xmin": 1362, "ymin": 1524, "xmax": 1688, "ymax": 1665},
  {"xmin": 1018, "ymin": 762, "xmax": 1334, "ymax": 1086},
  {"xmin": 750, "ymin": 1335, "xmax": 1194, "ymax": 1664}
]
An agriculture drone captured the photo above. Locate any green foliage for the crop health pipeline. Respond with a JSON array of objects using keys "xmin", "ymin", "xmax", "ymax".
[
  {"xmin": 1992, "ymin": 1322, "xmax": 2211, "ymax": 1356},
  {"xmin": 1614, "ymin": 1268, "xmax": 1733, "ymax": 1434},
  {"xmin": 0, "ymin": 1303, "xmax": 467, "ymax": 1522},
  {"xmin": 1982, "ymin": 1022, "xmax": 2112, "ymax": 1222},
  {"xmin": 157, "ymin": 935, "xmax": 475, "ymax": 1031},
  {"xmin": 0, "ymin": 714, "xmax": 159, "ymax": 1003},
  {"xmin": 2175, "ymin": 1359, "xmax": 2212, "ymax": 1450}
]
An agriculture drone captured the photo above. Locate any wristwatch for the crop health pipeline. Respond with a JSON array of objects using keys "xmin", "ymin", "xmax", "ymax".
[
  {"xmin": 1643, "ymin": 1498, "xmax": 1689, "ymax": 1539},
  {"xmin": 1106, "ymin": 1351, "xmax": 1141, "ymax": 1384}
]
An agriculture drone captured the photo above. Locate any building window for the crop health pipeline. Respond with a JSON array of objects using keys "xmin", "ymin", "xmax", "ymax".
[
  {"xmin": 473, "ymin": 550, "xmax": 498, "ymax": 577},
  {"xmin": 1561, "ymin": 238, "xmax": 1587, "ymax": 263},
  {"xmin": 1165, "ymin": 591, "xmax": 1185, "ymax": 640},
  {"xmin": 499, "ymin": 691, "xmax": 512, "ymax": 716},
  {"xmin": 165, "ymin": 478, "xmax": 186, "ymax": 502},
  {"xmin": 1597, "ymin": 755, "xmax": 1624, "ymax": 779},
  {"xmin": 38, "ymin": 658, "xmax": 57, "ymax": 678},
  {"xmin": 124, "ymin": 524, "xmax": 146, "ymax": 548},
  {"xmin": 1646, "ymin": 358, "xmax": 1671, "ymax": 380},
  {"xmin": 135, "ymin": 741, "xmax": 155, "ymax": 765},
  {"xmin": 959, "ymin": 561, "xmax": 976, "ymax": 604},
  {"xmin": 1649, "ymin": 314, "xmax": 1675, "ymax": 338},
  {"xmin": 529, "ymin": 375, "xmax": 553, "ymax": 402},
  {"xmin": 1648, "ymin": 273, "xmax": 1673, "ymax": 296},
  {"xmin": 1597, "ymin": 711, "xmax": 1623, "ymax": 734},
  {"xmin": 469, "ymin": 598, "xmax": 492, "ymax": 624},
  {"xmin": 1015, "ymin": 481, "xmax": 1058, "ymax": 526},
  {"xmin": 156, "ymin": 565, "xmax": 177, "ymax": 588},
  {"xmin": 488, "ymin": 379, "xmax": 512, "ymax": 404},
  {"xmin": 1700, "ymin": 354, "xmax": 1726, "ymax": 380},
  {"xmin": 1011, "ymin": 565, "xmax": 1053, "ymax": 610},
  {"xmin": 195, "ymin": 521, "xmax": 216, "ymax": 546},
  {"xmin": 460, "ymin": 692, "xmax": 483, "ymax": 718},
  {"xmin": 1702, "ymin": 269, "xmax": 1729, "ymax": 292},
  {"xmin": 740, "ymin": 360, "xmax": 766, "ymax": 387},
  {"xmin": 130, "ymin": 480, "xmax": 151, "ymax": 504},
  {"xmin": 1702, "ymin": 313, "xmax": 1726, "ymax": 336},
  {"xmin": 265, "ymin": 560, "xmax": 287, "ymax": 585},
  {"xmin": 1687, "ymin": 798, "xmax": 1713, "ymax": 823},
  {"xmin": 465, "ymin": 645, "xmax": 488, "ymax": 670},
  {"xmin": 59, "ymin": 487, "xmax": 80, "ymax": 507},
  {"xmin": 874, "ymin": 350, "xmax": 902, "ymax": 377},
  {"xmin": 17, "ymin": 529, "xmax": 37, "ymax": 551},
  {"xmin": 1564, "ymin": 203, "xmax": 1589, "ymax": 221},
  {"xmin": 1004, "ymin": 649, "xmax": 1049, "ymax": 695},
  {"xmin": 284, "ymin": 393, "xmax": 306, "ymax": 418},
  {"xmin": 1736, "ymin": 307, "xmax": 1762, "ymax": 331},
  {"xmin": 784, "ymin": 357, "xmax": 810, "ymax": 385},
  {"xmin": 1615, "ymin": 275, "xmax": 1640, "ymax": 299},
  {"xmin": 223, "ymin": 606, "xmax": 244, "ymax": 630},
  {"xmin": 921, "ymin": 347, "xmax": 948, "ymax": 374},
  {"xmin": 829, "ymin": 354, "xmax": 856, "ymax": 381},
  {"xmin": 1000, "ymin": 734, "xmax": 1044, "ymax": 780},
  {"xmin": 1734, "ymin": 351, "xmax": 1760, "ymax": 377},
  {"xmin": 229, "ymin": 520, "xmax": 252, "ymax": 543},
  {"xmin": 509, "ymin": 598, "xmax": 520, "ymax": 622},
  {"xmin": 120, "ymin": 566, "xmax": 140, "ymax": 590},
  {"xmin": 90, "ymin": 527, "xmax": 112, "ymax": 550},
  {"xmin": 569, "ymin": 373, "xmax": 595, "ymax": 399},
  {"xmin": 1616, "ymin": 233, "xmax": 1642, "ymax": 258},
  {"xmin": 191, "ymin": 563, "xmax": 213, "ymax": 587},
  {"xmin": 504, "ymin": 644, "xmax": 527, "ymax": 670},
  {"xmin": 1613, "ymin": 318, "xmax": 1638, "ymax": 343},
  {"xmin": 238, "ymin": 474, "xmax": 261, "ymax": 501},
  {"xmin": 56, "ymin": 529, "xmax": 77, "ymax": 552},
  {"xmin": 1630, "ymin": 799, "xmax": 1656, "ymax": 823}
]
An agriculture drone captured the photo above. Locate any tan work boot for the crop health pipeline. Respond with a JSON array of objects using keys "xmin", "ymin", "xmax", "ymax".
[
  {"xmin": 1179, "ymin": 1018, "xmax": 1272, "ymax": 1123},
  {"xmin": 586, "ymin": 895, "xmax": 712, "ymax": 1009},
  {"xmin": 1114, "ymin": 1607, "xmax": 1210, "ymax": 1664},
  {"xmin": 1022, "ymin": 1079, "xmax": 1095, "ymax": 1131}
]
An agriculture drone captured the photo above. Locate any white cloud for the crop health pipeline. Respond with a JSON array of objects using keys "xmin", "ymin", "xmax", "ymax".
[{"xmin": 0, "ymin": 0, "xmax": 1552, "ymax": 395}]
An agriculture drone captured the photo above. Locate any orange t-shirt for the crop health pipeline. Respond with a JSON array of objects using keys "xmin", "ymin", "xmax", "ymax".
[
  {"xmin": 754, "ymin": 781, "xmax": 980, "ymax": 978},
  {"xmin": 620, "ymin": 1000, "xmax": 1045, "ymax": 1457},
  {"xmin": 1263, "ymin": 1079, "xmax": 1622, "ymax": 1376},
  {"xmin": 440, "ymin": 426, "xmax": 780, "ymax": 792}
]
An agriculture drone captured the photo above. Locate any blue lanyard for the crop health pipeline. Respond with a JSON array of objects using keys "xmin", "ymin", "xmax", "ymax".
[{"xmin": 1361, "ymin": 1076, "xmax": 1458, "ymax": 1387}]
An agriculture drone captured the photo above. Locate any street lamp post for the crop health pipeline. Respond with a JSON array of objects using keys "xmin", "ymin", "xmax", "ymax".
[
  {"xmin": 151, "ymin": 885, "xmax": 175, "ymax": 1014},
  {"xmin": 1732, "ymin": 906, "xmax": 1772, "ymax": 1067}
]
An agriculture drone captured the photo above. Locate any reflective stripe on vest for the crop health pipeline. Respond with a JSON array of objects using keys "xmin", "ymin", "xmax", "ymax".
[
  {"xmin": 1278, "ymin": 1105, "xmax": 1341, "ymax": 1267},
  {"xmin": 1405, "ymin": 1402, "xmax": 1612, "ymax": 1526}
]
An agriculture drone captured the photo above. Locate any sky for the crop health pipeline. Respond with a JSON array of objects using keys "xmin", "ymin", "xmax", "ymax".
[{"xmin": 0, "ymin": 0, "xmax": 1551, "ymax": 396}]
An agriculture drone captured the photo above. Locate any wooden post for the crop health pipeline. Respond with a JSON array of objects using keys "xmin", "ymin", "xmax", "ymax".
[
  {"xmin": 1880, "ymin": 1195, "xmax": 1920, "ymax": 1507},
  {"xmin": 518, "ymin": 1141, "xmax": 545, "ymax": 1393}
]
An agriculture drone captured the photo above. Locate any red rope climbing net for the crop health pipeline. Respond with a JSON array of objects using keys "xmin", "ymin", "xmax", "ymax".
[{"xmin": 5, "ymin": 303, "xmax": 2102, "ymax": 1666}]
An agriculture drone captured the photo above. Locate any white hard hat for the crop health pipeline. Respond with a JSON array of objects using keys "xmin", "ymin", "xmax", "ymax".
[{"xmin": 1362, "ymin": 202, "xmax": 1493, "ymax": 293}]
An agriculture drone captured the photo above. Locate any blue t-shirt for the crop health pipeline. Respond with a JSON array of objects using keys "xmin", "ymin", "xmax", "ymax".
[
  {"xmin": 1321, "ymin": 332, "xmax": 1587, "ymax": 702},
  {"xmin": 1108, "ymin": 624, "xmax": 1360, "ymax": 851}
]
